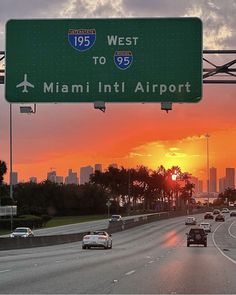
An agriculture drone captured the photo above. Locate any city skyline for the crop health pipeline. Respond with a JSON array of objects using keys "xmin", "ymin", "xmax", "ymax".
[{"xmin": 8, "ymin": 164, "xmax": 236, "ymax": 194}]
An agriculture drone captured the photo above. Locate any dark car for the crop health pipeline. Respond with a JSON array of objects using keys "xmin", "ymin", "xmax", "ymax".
[
  {"xmin": 213, "ymin": 209, "xmax": 221, "ymax": 215},
  {"xmin": 204, "ymin": 212, "xmax": 214, "ymax": 219},
  {"xmin": 186, "ymin": 227, "xmax": 207, "ymax": 247},
  {"xmin": 230, "ymin": 211, "xmax": 236, "ymax": 217},
  {"xmin": 215, "ymin": 213, "xmax": 225, "ymax": 222}
]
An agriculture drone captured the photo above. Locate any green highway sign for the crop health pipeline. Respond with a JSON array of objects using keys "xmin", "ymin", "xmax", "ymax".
[{"xmin": 5, "ymin": 18, "xmax": 202, "ymax": 103}]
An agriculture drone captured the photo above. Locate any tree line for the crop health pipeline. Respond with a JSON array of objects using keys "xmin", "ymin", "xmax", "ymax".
[
  {"xmin": 213, "ymin": 187, "xmax": 236, "ymax": 206},
  {"xmin": 0, "ymin": 160, "xmax": 197, "ymax": 216}
]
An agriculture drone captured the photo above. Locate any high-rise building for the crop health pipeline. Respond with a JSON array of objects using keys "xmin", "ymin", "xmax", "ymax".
[
  {"xmin": 47, "ymin": 170, "xmax": 56, "ymax": 182},
  {"xmin": 11, "ymin": 172, "xmax": 18, "ymax": 185},
  {"xmin": 225, "ymin": 168, "xmax": 235, "ymax": 189},
  {"xmin": 29, "ymin": 177, "xmax": 37, "ymax": 183},
  {"xmin": 65, "ymin": 169, "xmax": 78, "ymax": 185},
  {"xmin": 190, "ymin": 177, "xmax": 204, "ymax": 193},
  {"xmin": 198, "ymin": 180, "xmax": 203, "ymax": 193},
  {"xmin": 80, "ymin": 166, "xmax": 94, "ymax": 185},
  {"xmin": 108, "ymin": 163, "xmax": 118, "ymax": 169},
  {"xmin": 219, "ymin": 177, "xmax": 226, "ymax": 193},
  {"xmin": 95, "ymin": 164, "xmax": 102, "ymax": 172},
  {"xmin": 209, "ymin": 167, "xmax": 217, "ymax": 192},
  {"xmin": 56, "ymin": 176, "xmax": 64, "ymax": 184},
  {"xmin": 190, "ymin": 176, "xmax": 199, "ymax": 193}
]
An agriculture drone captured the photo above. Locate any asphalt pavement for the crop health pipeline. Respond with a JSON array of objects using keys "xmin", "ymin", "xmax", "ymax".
[{"xmin": 0, "ymin": 212, "xmax": 236, "ymax": 294}]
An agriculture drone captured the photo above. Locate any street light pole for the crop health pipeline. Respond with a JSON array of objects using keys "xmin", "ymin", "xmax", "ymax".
[
  {"xmin": 205, "ymin": 133, "xmax": 210, "ymax": 207},
  {"xmin": 9, "ymin": 103, "xmax": 13, "ymax": 231},
  {"xmin": 8, "ymin": 104, "xmax": 36, "ymax": 232}
]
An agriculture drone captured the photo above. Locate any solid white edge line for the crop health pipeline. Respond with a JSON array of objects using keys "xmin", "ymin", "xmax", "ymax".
[
  {"xmin": 228, "ymin": 220, "xmax": 236, "ymax": 238},
  {"xmin": 212, "ymin": 222, "xmax": 236, "ymax": 265}
]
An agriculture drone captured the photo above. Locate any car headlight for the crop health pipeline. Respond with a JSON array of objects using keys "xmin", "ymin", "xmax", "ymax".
[
  {"xmin": 22, "ymin": 234, "xmax": 28, "ymax": 237},
  {"xmin": 9, "ymin": 234, "xmax": 14, "ymax": 238}
]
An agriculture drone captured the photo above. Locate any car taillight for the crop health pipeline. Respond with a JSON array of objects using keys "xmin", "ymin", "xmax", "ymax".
[
  {"xmin": 98, "ymin": 237, "xmax": 107, "ymax": 240},
  {"xmin": 84, "ymin": 236, "xmax": 90, "ymax": 240}
]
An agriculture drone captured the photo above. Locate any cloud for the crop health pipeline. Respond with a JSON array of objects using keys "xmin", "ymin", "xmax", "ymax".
[
  {"xmin": 184, "ymin": 1, "xmax": 235, "ymax": 49},
  {"xmin": 59, "ymin": 0, "xmax": 77, "ymax": 18},
  {"xmin": 165, "ymin": 152, "xmax": 187, "ymax": 158},
  {"xmin": 129, "ymin": 152, "xmax": 152, "ymax": 158},
  {"xmin": 56, "ymin": 0, "xmax": 128, "ymax": 18},
  {"xmin": 169, "ymin": 147, "xmax": 179, "ymax": 151}
]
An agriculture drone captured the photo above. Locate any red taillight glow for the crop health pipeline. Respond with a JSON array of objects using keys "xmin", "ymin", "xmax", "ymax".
[
  {"xmin": 98, "ymin": 237, "xmax": 107, "ymax": 240},
  {"xmin": 84, "ymin": 236, "xmax": 90, "ymax": 240}
]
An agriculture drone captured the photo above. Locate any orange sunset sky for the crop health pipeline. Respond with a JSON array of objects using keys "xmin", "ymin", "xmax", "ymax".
[{"xmin": 0, "ymin": 0, "xmax": 236, "ymax": 191}]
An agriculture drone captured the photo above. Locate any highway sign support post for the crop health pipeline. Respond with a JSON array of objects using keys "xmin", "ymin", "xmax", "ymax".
[
  {"xmin": 5, "ymin": 18, "xmax": 202, "ymax": 104},
  {"xmin": 106, "ymin": 200, "xmax": 111, "ymax": 218}
]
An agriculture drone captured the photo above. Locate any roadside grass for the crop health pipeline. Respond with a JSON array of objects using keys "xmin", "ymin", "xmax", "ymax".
[
  {"xmin": 0, "ymin": 229, "xmax": 11, "ymax": 236},
  {"xmin": 45, "ymin": 214, "xmax": 108, "ymax": 228},
  {"xmin": 0, "ymin": 215, "xmax": 108, "ymax": 235}
]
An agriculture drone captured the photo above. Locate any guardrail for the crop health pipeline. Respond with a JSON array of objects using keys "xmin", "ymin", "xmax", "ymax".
[{"xmin": 0, "ymin": 209, "xmax": 207, "ymax": 251}]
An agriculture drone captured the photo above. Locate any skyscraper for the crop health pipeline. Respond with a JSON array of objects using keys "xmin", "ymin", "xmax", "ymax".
[
  {"xmin": 209, "ymin": 167, "xmax": 217, "ymax": 192},
  {"xmin": 190, "ymin": 176, "xmax": 199, "ymax": 193},
  {"xmin": 225, "ymin": 168, "xmax": 235, "ymax": 189},
  {"xmin": 190, "ymin": 176, "xmax": 203, "ymax": 194},
  {"xmin": 65, "ymin": 169, "xmax": 78, "ymax": 185},
  {"xmin": 56, "ymin": 176, "xmax": 64, "ymax": 184},
  {"xmin": 198, "ymin": 180, "xmax": 203, "ymax": 193},
  {"xmin": 108, "ymin": 163, "xmax": 118, "ymax": 169},
  {"xmin": 47, "ymin": 170, "xmax": 56, "ymax": 183},
  {"xmin": 219, "ymin": 177, "xmax": 226, "ymax": 193},
  {"xmin": 80, "ymin": 166, "xmax": 94, "ymax": 185},
  {"xmin": 29, "ymin": 177, "xmax": 37, "ymax": 183},
  {"xmin": 95, "ymin": 164, "xmax": 102, "ymax": 172}
]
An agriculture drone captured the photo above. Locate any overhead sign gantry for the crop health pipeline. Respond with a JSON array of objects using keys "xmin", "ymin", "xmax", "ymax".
[{"xmin": 5, "ymin": 18, "xmax": 202, "ymax": 104}]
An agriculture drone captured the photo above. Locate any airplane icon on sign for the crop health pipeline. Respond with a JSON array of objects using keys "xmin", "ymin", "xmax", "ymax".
[{"xmin": 16, "ymin": 74, "xmax": 34, "ymax": 93}]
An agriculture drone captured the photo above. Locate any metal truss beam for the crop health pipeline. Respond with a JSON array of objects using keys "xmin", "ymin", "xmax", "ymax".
[{"xmin": 203, "ymin": 50, "xmax": 236, "ymax": 84}]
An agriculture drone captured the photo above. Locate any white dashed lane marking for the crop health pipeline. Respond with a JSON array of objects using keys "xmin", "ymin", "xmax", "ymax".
[
  {"xmin": 125, "ymin": 270, "xmax": 136, "ymax": 276},
  {"xmin": 0, "ymin": 269, "xmax": 10, "ymax": 273}
]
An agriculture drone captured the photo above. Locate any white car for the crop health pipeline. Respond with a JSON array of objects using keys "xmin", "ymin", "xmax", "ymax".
[
  {"xmin": 9, "ymin": 227, "xmax": 34, "ymax": 238},
  {"xmin": 109, "ymin": 215, "xmax": 122, "ymax": 223},
  {"xmin": 222, "ymin": 208, "xmax": 230, "ymax": 213},
  {"xmin": 82, "ymin": 231, "xmax": 112, "ymax": 249},
  {"xmin": 185, "ymin": 217, "xmax": 197, "ymax": 225},
  {"xmin": 200, "ymin": 222, "xmax": 212, "ymax": 233}
]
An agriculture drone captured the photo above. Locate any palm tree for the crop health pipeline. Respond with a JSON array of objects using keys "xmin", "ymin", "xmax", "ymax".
[
  {"xmin": 180, "ymin": 179, "xmax": 195, "ymax": 213},
  {"xmin": 0, "ymin": 160, "xmax": 7, "ymax": 184},
  {"xmin": 0, "ymin": 160, "xmax": 8, "ymax": 206},
  {"xmin": 165, "ymin": 166, "xmax": 182, "ymax": 211}
]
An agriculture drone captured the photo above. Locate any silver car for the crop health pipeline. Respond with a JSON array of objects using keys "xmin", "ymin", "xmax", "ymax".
[
  {"xmin": 109, "ymin": 215, "xmax": 122, "ymax": 223},
  {"xmin": 185, "ymin": 216, "xmax": 197, "ymax": 225},
  {"xmin": 200, "ymin": 222, "xmax": 212, "ymax": 233},
  {"xmin": 9, "ymin": 227, "xmax": 34, "ymax": 238}
]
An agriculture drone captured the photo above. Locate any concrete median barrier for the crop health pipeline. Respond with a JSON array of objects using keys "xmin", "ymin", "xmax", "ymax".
[{"xmin": 0, "ymin": 209, "xmax": 207, "ymax": 251}]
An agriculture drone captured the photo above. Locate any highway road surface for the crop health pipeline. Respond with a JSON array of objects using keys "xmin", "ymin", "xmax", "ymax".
[{"xmin": 1, "ymin": 212, "xmax": 236, "ymax": 294}]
